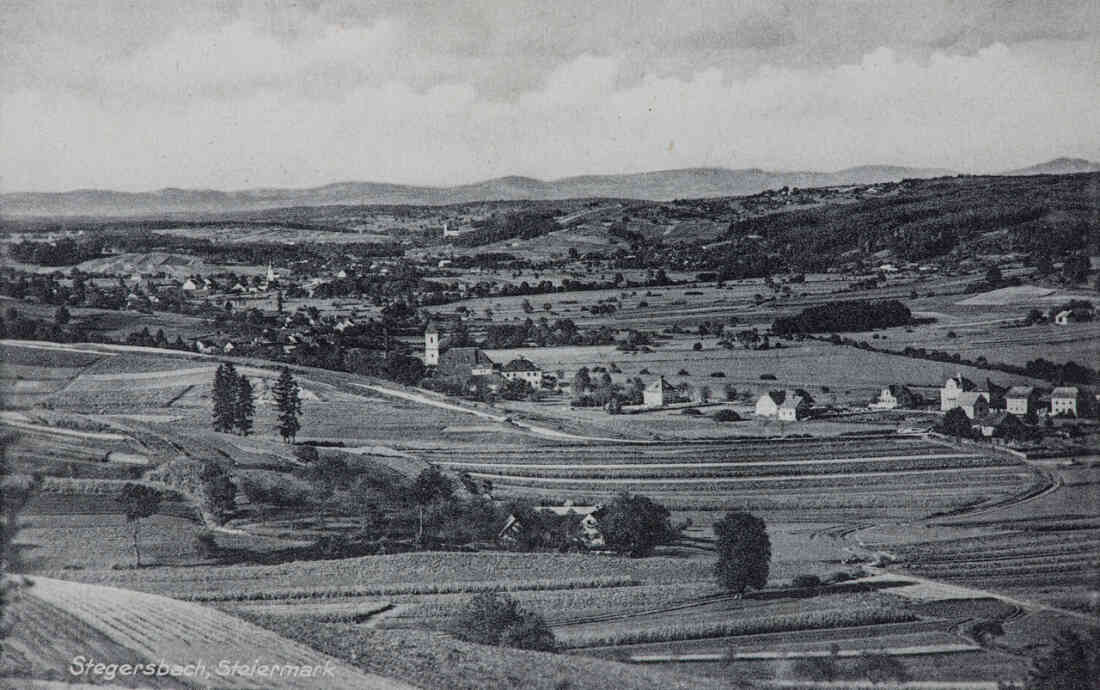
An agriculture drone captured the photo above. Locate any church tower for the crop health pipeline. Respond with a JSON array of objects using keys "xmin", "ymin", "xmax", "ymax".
[{"xmin": 424, "ymin": 321, "xmax": 440, "ymax": 366}]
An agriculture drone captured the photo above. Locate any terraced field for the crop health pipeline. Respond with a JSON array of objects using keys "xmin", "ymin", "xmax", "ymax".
[
  {"xmin": 17, "ymin": 577, "xmax": 412, "ymax": 689},
  {"xmin": 424, "ymin": 436, "xmax": 1038, "ymax": 521}
]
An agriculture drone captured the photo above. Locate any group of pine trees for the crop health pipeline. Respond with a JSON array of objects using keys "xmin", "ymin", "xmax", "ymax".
[
  {"xmin": 212, "ymin": 363, "xmax": 255, "ymax": 434},
  {"xmin": 212, "ymin": 364, "xmax": 301, "ymax": 443}
]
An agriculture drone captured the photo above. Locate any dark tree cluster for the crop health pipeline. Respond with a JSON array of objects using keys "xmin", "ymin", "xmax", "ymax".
[
  {"xmin": 10, "ymin": 237, "xmax": 104, "ymax": 266},
  {"xmin": 772, "ymin": 299, "xmax": 912, "ymax": 335},
  {"xmin": 212, "ymin": 363, "xmax": 254, "ymax": 435}
]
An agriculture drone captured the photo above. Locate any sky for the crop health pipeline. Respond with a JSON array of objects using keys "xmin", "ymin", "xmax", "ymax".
[{"xmin": 2, "ymin": 0, "xmax": 1098, "ymax": 192}]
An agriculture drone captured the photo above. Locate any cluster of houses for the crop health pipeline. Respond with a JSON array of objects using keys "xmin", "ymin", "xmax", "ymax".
[
  {"xmin": 867, "ymin": 372, "xmax": 1095, "ymax": 438},
  {"xmin": 424, "ymin": 322, "xmax": 547, "ymax": 391}
]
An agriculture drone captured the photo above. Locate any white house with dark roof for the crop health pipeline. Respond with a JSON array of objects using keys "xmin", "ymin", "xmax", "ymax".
[
  {"xmin": 777, "ymin": 394, "xmax": 811, "ymax": 421},
  {"xmin": 955, "ymin": 391, "xmax": 989, "ymax": 419},
  {"xmin": 1005, "ymin": 386, "xmax": 1040, "ymax": 415},
  {"xmin": 757, "ymin": 389, "xmax": 814, "ymax": 418},
  {"xmin": 501, "ymin": 357, "xmax": 543, "ymax": 386},
  {"xmin": 941, "ymin": 373, "xmax": 979, "ymax": 411},
  {"xmin": 1051, "ymin": 387, "xmax": 1084, "ymax": 416}
]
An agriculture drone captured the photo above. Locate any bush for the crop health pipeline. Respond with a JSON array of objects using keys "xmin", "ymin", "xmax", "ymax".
[
  {"xmin": 713, "ymin": 409, "xmax": 742, "ymax": 422},
  {"xmin": 692, "ymin": 342, "xmax": 703, "ymax": 351},
  {"xmin": 293, "ymin": 445, "xmax": 319, "ymax": 463},
  {"xmin": 194, "ymin": 529, "xmax": 219, "ymax": 558},
  {"xmin": 449, "ymin": 592, "xmax": 556, "ymax": 651},
  {"xmin": 791, "ymin": 574, "xmax": 823, "ymax": 589}
]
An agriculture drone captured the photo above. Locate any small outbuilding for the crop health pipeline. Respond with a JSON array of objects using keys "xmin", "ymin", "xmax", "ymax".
[{"xmin": 644, "ymin": 377, "xmax": 677, "ymax": 408}]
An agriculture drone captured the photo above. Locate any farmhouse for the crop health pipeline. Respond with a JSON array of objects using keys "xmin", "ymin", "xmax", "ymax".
[
  {"xmin": 871, "ymin": 385, "xmax": 921, "ymax": 410},
  {"xmin": 643, "ymin": 377, "xmax": 677, "ymax": 408},
  {"xmin": 941, "ymin": 374, "xmax": 979, "ymax": 412},
  {"xmin": 501, "ymin": 357, "xmax": 544, "ymax": 387},
  {"xmin": 756, "ymin": 389, "xmax": 814, "ymax": 418},
  {"xmin": 955, "ymin": 391, "xmax": 989, "ymax": 419},
  {"xmin": 1050, "ymin": 387, "xmax": 1084, "ymax": 416},
  {"xmin": 777, "ymin": 395, "xmax": 811, "ymax": 421},
  {"xmin": 1005, "ymin": 386, "xmax": 1040, "ymax": 415},
  {"xmin": 498, "ymin": 505, "xmax": 606, "ymax": 549}
]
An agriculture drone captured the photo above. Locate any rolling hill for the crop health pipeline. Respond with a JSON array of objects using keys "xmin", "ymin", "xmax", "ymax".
[
  {"xmin": 2, "ymin": 165, "xmax": 953, "ymax": 217},
  {"xmin": 1003, "ymin": 157, "xmax": 1100, "ymax": 176}
]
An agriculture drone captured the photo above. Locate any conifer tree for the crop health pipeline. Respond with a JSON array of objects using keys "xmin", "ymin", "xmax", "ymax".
[
  {"xmin": 212, "ymin": 363, "xmax": 236, "ymax": 432},
  {"xmin": 272, "ymin": 366, "xmax": 301, "ymax": 443},
  {"xmin": 234, "ymin": 373, "xmax": 254, "ymax": 435}
]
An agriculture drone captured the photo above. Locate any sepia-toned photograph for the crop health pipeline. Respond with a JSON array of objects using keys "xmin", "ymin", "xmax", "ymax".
[{"xmin": 1, "ymin": 1, "xmax": 1098, "ymax": 688}]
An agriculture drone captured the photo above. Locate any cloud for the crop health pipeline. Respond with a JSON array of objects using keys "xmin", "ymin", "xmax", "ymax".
[{"xmin": 1, "ymin": 8, "xmax": 1098, "ymax": 191}]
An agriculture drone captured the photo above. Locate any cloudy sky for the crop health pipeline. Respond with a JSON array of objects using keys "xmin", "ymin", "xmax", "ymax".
[{"xmin": 2, "ymin": 0, "xmax": 1098, "ymax": 192}]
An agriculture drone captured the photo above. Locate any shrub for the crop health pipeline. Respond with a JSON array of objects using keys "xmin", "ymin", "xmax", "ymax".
[
  {"xmin": 791, "ymin": 574, "xmax": 823, "ymax": 589},
  {"xmin": 713, "ymin": 409, "xmax": 741, "ymax": 422},
  {"xmin": 692, "ymin": 342, "xmax": 703, "ymax": 351},
  {"xmin": 449, "ymin": 592, "xmax": 556, "ymax": 652},
  {"xmin": 194, "ymin": 529, "xmax": 219, "ymax": 558},
  {"xmin": 293, "ymin": 445, "xmax": 319, "ymax": 463}
]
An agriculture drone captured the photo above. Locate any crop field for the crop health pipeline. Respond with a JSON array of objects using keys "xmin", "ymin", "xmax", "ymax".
[
  {"xmin": 486, "ymin": 337, "xmax": 1042, "ymax": 405},
  {"xmin": 15, "ymin": 478, "xmax": 205, "ymax": 569},
  {"xmin": 420, "ymin": 435, "xmax": 1037, "ymax": 522},
  {"xmin": 869, "ymin": 467, "xmax": 1100, "ymax": 598},
  {"xmin": 18, "ymin": 576, "xmax": 410, "ymax": 689}
]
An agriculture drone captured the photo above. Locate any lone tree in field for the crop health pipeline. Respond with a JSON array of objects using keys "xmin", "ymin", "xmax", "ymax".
[
  {"xmin": 119, "ymin": 483, "xmax": 161, "ymax": 567},
  {"xmin": 212, "ymin": 363, "xmax": 238, "ymax": 432},
  {"xmin": 233, "ymin": 374, "xmax": 255, "ymax": 435},
  {"xmin": 272, "ymin": 367, "xmax": 301, "ymax": 443},
  {"xmin": 714, "ymin": 510, "xmax": 771, "ymax": 596},
  {"xmin": 410, "ymin": 466, "xmax": 454, "ymax": 544},
  {"xmin": 600, "ymin": 492, "xmax": 675, "ymax": 557},
  {"xmin": 449, "ymin": 592, "xmax": 556, "ymax": 652}
]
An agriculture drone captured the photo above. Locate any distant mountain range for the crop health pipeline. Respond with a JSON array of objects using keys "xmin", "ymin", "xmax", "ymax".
[
  {"xmin": 1002, "ymin": 157, "xmax": 1100, "ymax": 176},
  {"xmin": 2, "ymin": 158, "xmax": 1095, "ymax": 217}
]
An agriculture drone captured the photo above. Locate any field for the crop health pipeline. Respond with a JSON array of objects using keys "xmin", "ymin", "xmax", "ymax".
[
  {"xmin": 5, "ymin": 577, "xmax": 411, "ymax": 689},
  {"xmin": 4, "ymin": 240, "xmax": 1098, "ymax": 688}
]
